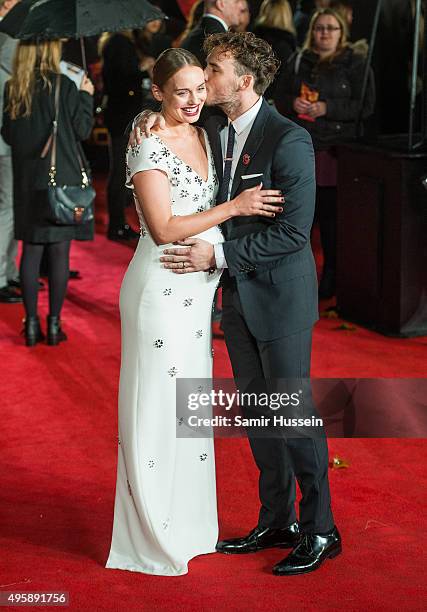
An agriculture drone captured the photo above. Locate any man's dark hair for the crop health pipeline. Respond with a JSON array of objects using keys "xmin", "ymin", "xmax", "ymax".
[{"xmin": 203, "ymin": 31, "xmax": 280, "ymax": 95}]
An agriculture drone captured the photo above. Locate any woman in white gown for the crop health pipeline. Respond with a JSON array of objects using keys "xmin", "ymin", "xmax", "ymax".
[{"xmin": 106, "ymin": 48, "xmax": 283, "ymax": 576}]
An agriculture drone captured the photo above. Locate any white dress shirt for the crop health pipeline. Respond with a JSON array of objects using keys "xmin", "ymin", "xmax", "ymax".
[{"xmin": 214, "ymin": 96, "xmax": 263, "ymax": 269}]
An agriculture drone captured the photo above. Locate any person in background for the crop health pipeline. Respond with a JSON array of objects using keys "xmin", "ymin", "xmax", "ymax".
[
  {"xmin": 234, "ymin": 0, "xmax": 251, "ymax": 31},
  {"xmin": 181, "ymin": 0, "xmax": 245, "ymax": 65},
  {"xmin": 1, "ymin": 39, "xmax": 94, "ymax": 346},
  {"xmin": 329, "ymin": 0, "xmax": 352, "ymax": 29},
  {"xmin": 294, "ymin": 0, "xmax": 330, "ymax": 46},
  {"xmin": 177, "ymin": 0, "xmax": 205, "ymax": 45},
  {"xmin": 39, "ymin": 36, "xmax": 100, "ymax": 283},
  {"xmin": 99, "ymin": 31, "xmax": 147, "ymax": 242},
  {"xmin": 274, "ymin": 8, "xmax": 375, "ymax": 299},
  {"xmin": 153, "ymin": 0, "xmax": 188, "ymax": 42},
  {"xmin": 252, "ymin": 0, "xmax": 296, "ymax": 98},
  {"xmin": 180, "ymin": 0, "xmax": 205, "ymax": 38},
  {"xmin": 0, "ymin": 0, "xmax": 21, "ymax": 304},
  {"xmin": 136, "ymin": 18, "xmax": 172, "ymax": 59},
  {"xmin": 329, "ymin": 1, "xmax": 369, "ymax": 57}
]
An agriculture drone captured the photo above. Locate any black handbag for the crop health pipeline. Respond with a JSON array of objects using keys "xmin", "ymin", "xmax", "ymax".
[{"xmin": 41, "ymin": 74, "xmax": 95, "ymax": 225}]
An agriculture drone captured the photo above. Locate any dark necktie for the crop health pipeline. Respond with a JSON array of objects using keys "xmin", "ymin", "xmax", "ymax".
[{"xmin": 217, "ymin": 124, "xmax": 236, "ymax": 204}]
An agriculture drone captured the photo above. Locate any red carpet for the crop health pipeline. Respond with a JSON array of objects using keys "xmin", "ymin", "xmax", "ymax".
[{"xmin": 1, "ymin": 199, "xmax": 426, "ymax": 611}]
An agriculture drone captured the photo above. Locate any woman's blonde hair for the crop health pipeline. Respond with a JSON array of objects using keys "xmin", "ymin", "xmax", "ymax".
[
  {"xmin": 303, "ymin": 8, "xmax": 348, "ymax": 60},
  {"xmin": 255, "ymin": 0, "xmax": 295, "ymax": 35},
  {"xmin": 7, "ymin": 39, "xmax": 62, "ymax": 119}
]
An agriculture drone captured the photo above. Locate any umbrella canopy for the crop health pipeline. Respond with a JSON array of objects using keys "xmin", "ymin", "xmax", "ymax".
[{"xmin": 0, "ymin": 0, "xmax": 165, "ymax": 40}]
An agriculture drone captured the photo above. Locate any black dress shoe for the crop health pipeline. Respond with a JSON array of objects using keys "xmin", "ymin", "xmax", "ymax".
[
  {"xmin": 23, "ymin": 316, "xmax": 45, "ymax": 347},
  {"xmin": 107, "ymin": 224, "xmax": 139, "ymax": 241},
  {"xmin": 216, "ymin": 523, "xmax": 300, "ymax": 554},
  {"xmin": 47, "ymin": 315, "xmax": 67, "ymax": 346},
  {"xmin": 0, "ymin": 285, "xmax": 23, "ymax": 303},
  {"xmin": 272, "ymin": 527, "xmax": 342, "ymax": 576}
]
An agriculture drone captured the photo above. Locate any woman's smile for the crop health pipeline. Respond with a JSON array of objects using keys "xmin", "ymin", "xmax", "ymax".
[{"xmin": 181, "ymin": 104, "xmax": 200, "ymax": 117}]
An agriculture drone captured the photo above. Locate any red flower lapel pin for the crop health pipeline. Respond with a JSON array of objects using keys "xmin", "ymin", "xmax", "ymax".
[{"xmin": 242, "ymin": 153, "xmax": 251, "ymax": 166}]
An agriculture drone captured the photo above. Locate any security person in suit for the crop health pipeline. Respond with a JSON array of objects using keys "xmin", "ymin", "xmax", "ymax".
[{"xmin": 182, "ymin": 0, "xmax": 245, "ymax": 66}]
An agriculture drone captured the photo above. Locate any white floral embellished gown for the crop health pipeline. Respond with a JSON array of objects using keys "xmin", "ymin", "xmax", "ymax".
[{"xmin": 105, "ymin": 130, "xmax": 222, "ymax": 576}]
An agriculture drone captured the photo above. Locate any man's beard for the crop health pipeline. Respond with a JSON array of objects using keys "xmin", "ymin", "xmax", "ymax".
[{"xmin": 205, "ymin": 87, "xmax": 241, "ymax": 118}]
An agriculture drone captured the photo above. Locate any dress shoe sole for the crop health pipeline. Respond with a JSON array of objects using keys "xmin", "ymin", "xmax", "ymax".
[
  {"xmin": 217, "ymin": 542, "xmax": 297, "ymax": 554},
  {"xmin": 272, "ymin": 544, "xmax": 342, "ymax": 576}
]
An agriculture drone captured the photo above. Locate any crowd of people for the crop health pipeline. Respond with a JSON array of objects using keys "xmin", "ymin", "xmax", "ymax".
[{"xmin": 0, "ymin": 0, "xmax": 375, "ymax": 342}]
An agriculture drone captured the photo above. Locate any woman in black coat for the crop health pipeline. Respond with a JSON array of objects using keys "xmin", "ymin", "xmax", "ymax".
[
  {"xmin": 2, "ymin": 39, "xmax": 94, "ymax": 345},
  {"xmin": 274, "ymin": 8, "xmax": 375, "ymax": 298},
  {"xmin": 252, "ymin": 0, "xmax": 297, "ymax": 99}
]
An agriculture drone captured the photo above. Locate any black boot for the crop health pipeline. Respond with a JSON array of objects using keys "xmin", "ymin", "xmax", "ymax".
[
  {"xmin": 23, "ymin": 316, "xmax": 45, "ymax": 347},
  {"xmin": 47, "ymin": 315, "xmax": 67, "ymax": 346}
]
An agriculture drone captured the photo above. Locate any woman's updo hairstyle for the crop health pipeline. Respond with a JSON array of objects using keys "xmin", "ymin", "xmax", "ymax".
[{"xmin": 152, "ymin": 48, "xmax": 202, "ymax": 89}]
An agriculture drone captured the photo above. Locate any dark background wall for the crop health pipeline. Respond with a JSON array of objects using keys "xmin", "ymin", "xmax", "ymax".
[{"xmin": 351, "ymin": 0, "xmax": 414, "ymax": 134}]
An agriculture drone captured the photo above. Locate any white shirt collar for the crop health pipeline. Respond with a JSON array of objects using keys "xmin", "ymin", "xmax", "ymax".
[
  {"xmin": 229, "ymin": 97, "xmax": 263, "ymax": 135},
  {"xmin": 204, "ymin": 13, "xmax": 228, "ymax": 32}
]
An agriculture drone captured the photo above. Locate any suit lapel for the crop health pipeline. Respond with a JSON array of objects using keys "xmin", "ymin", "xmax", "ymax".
[{"xmin": 229, "ymin": 100, "xmax": 270, "ymax": 200}]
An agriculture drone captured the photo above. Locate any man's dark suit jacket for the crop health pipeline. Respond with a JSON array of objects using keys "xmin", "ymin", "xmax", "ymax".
[
  {"xmin": 181, "ymin": 15, "xmax": 227, "ymax": 66},
  {"xmin": 204, "ymin": 100, "xmax": 319, "ymax": 342}
]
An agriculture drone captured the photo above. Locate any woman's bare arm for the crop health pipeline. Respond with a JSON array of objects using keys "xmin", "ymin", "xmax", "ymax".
[{"xmin": 133, "ymin": 169, "xmax": 284, "ymax": 245}]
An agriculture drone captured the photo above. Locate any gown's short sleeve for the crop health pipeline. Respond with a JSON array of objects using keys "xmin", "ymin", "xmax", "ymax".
[{"xmin": 125, "ymin": 135, "xmax": 170, "ymax": 189}]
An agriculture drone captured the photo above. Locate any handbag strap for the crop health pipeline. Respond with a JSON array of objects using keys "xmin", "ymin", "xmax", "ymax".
[
  {"xmin": 40, "ymin": 74, "xmax": 61, "ymax": 185},
  {"xmin": 41, "ymin": 74, "xmax": 89, "ymax": 188},
  {"xmin": 50, "ymin": 73, "xmax": 61, "ymax": 182}
]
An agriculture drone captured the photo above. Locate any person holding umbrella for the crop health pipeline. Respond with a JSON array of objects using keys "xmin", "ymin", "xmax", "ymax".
[{"xmin": 1, "ymin": 39, "xmax": 95, "ymax": 345}]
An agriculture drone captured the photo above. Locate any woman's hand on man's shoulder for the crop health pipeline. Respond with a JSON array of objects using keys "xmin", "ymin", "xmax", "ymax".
[{"xmin": 129, "ymin": 111, "xmax": 165, "ymax": 147}]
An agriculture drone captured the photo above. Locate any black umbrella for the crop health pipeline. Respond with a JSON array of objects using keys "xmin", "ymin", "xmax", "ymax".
[
  {"xmin": 0, "ymin": 0, "xmax": 165, "ymax": 39},
  {"xmin": 0, "ymin": 0, "xmax": 165, "ymax": 69}
]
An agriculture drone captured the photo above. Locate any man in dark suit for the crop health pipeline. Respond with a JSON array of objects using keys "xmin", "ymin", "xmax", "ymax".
[
  {"xmin": 182, "ymin": 0, "xmax": 245, "ymax": 65},
  {"xmin": 134, "ymin": 31, "xmax": 341, "ymax": 576}
]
